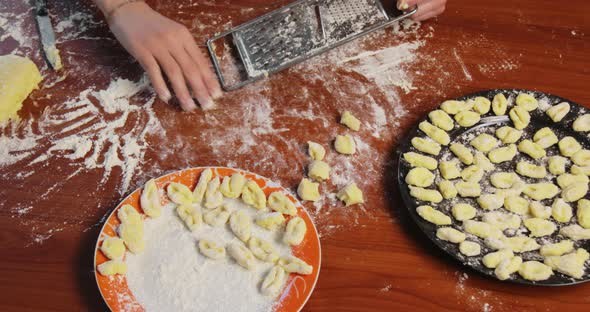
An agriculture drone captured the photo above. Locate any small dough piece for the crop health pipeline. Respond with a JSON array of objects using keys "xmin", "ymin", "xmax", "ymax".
[
  {"xmin": 220, "ymin": 173, "xmax": 247, "ymax": 199},
  {"xmin": 533, "ymin": 127, "xmax": 558, "ymax": 149},
  {"xmin": 544, "ymin": 249, "xmax": 589, "ymax": 279},
  {"xmin": 204, "ymin": 177, "xmax": 224, "ymax": 209},
  {"xmin": 548, "ymin": 156, "xmax": 567, "ymax": 175},
  {"xmin": 438, "ymin": 180, "xmax": 458, "ymax": 199},
  {"xmin": 556, "ymin": 174, "xmax": 589, "ymax": 188},
  {"xmin": 284, "ymin": 216, "xmax": 307, "ymax": 246},
  {"xmin": 470, "ymin": 133, "xmax": 498, "ymax": 153},
  {"xmin": 411, "ymin": 137, "xmax": 441, "ymax": 156},
  {"xmin": 552, "ymin": 198, "xmax": 573, "ymax": 223},
  {"xmin": 203, "ymin": 204, "xmax": 232, "ymax": 226},
  {"xmin": 545, "ymin": 102, "xmax": 570, "ymax": 122},
  {"xmin": 515, "ymin": 93, "xmax": 538, "ymax": 111},
  {"xmin": 518, "ymin": 261, "xmax": 553, "ymax": 281},
  {"xmin": 256, "ymin": 212, "xmax": 286, "ymax": 231},
  {"xmin": 409, "ymin": 186, "xmax": 443, "ymax": 203},
  {"xmin": 495, "ymin": 126, "xmax": 522, "ymax": 144},
  {"xmin": 242, "ymin": 180, "xmax": 267, "ymax": 209},
  {"xmin": 455, "ymin": 111, "xmax": 481, "ymax": 127},
  {"xmin": 558, "ymin": 136, "xmax": 582, "ymax": 157},
  {"xmin": 577, "ymin": 199, "xmax": 590, "ymax": 229},
  {"xmin": 436, "ymin": 227, "xmax": 466, "ymax": 243},
  {"xmin": 248, "ymin": 237, "xmax": 279, "ymax": 262},
  {"xmin": 261, "ymin": 266, "xmax": 287, "ymax": 296},
  {"xmin": 518, "ymin": 140, "xmax": 546, "ymax": 160},
  {"xmin": 167, "ymin": 182, "xmax": 193, "ymax": 205},
  {"xmin": 477, "ymin": 194, "xmax": 505, "ymax": 210},
  {"xmin": 140, "ymin": 179, "xmax": 162, "ymax": 218},
  {"xmin": 523, "ymin": 183, "xmax": 559, "ymax": 201},
  {"xmin": 337, "ymin": 182, "xmax": 364, "ymax": 206},
  {"xmin": 118, "ymin": 222, "xmax": 145, "ymax": 254},
  {"xmin": 0, "ymin": 55, "xmax": 43, "ymax": 122},
  {"xmin": 571, "ymin": 165, "xmax": 590, "ymax": 176},
  {"xmin": 452, "ymin": 203, "xmax": 476, "ymax": 221},
  {"xmin": 403, "ymin": 152, "xmax": 437, "ymax": 170},
  {"xmin": 561, "ymin": 182, "xmax": 588, "ymax": 203},
  {"xmin": 268, "ymin": 192, "xmax": 297, "ymax": 215},
  {"xmin": 461, "ymin": 165, "xmax": 484, "ymax": 182},
  {"xmin": 97, "ymin": 260, "xmax": 127, "ymax": 276},
  {"xmin": 455, "ymin": 181, "xmax": 482, "ymax": 197},
  {"xmin": 340, "ymin": 110, "xmax": 361, "ymax": 131},
  {"xmin": 406, "ymin": 168, "xmax": 435, "ymax": 187},
  {"xmin": 418, "ymin": 121, "xmax": 450, "ymax": 145},
  {"xmin": 100, "ymin": 237, "xmax": 126, "ymax": 260},
  {"xmin": 573, "ymin": 114, "xmax": 590, "ymax": 132},
  {"xmin": 459, "ymin": 241, "xmax": 481, "ymax": 256},
  {"xmin": 524, "ymin": 218, "xmax": 556, "ymax": 237},
  {"xmin": 308, "ymin": 160, "xmax": 331, "ymax": 182},
  {"xmin": 117, "ymin": 204, "xmax": 142, "ymax": 225},
  {"xmin": 482, "ymin": 211, "xmax": 521, "ymax": 230},
  {"xmin": 504, "ymin": 196, "xmax": 529, "ymax": 215},
  {"xmin": 488, "ymin": 144, "xmax": 517, "ymax": 164},
  {"xmin": 471, "ymin": 96, "xmax": 492, "ymax": 114},
  {"xmin": 416, "ymin": 205, "xmax": 451, "ymax": 225},
  {"xmin": 464, "ymin": 220, "xmax": 501, "ymax": 239},
  {"xmin": 482, "ymin": 249, "xmax": 514, "ymax": 268},
  {"xmin": 494, "ymin": 179, "xmax": 526, "ymax": 198},
  {"xmin": 193, "ymin": 168, "xmax": 213, "ymax": 203},
  {"xmin": 440, "ymin": 100, "xmax": 472, "ymax": 115},
  {"xmin": 278, "ymin": 256, "xmax": 313, "ymax": 275},
  {"xmin": 473, "ymin": 152, "xmax": 494, "ymax": 172},
  {"xmin": 492, "ymin": 93, "xmax": 508, "ymax": 116},
  {"xmin": 495, "ymin": 256, "xmax": 523, "ymax": 280},
  {"xmin": 516, "ymin": 161, "xmax": 547, "ymax": 179},
  {"xmin": 503, "ymin": 236, "xmax": 540, "ymax": 253},
  {"xmin": 228, "ymin": 242, "xmax": 256, "ymax": 270},
  {"xmin": 509, "ymin": 106, "xmax": 531, "ymax": 130},
  {"xmin": 490, "ymin": 172, "xmax": 520, "ymax": 189},
  {"xmin": 439, "ymin": 161, "xmax": 461, "ymax": 180},
  {"xmin": 176, "ymin": 204, "xmax": 203, "ymax": 231},
  {"xmin": 198, "ymin": 239, "xmax": 226, "ymax": 260},
  {"xmin": 308, "ymin": 141, "xmax": 326, "ymax": 161},
  {"xmin": 529, "ymin": 201, "xmax": 551, "ymax": 219},
  {"xmin": 450, "ymin": 143, "xmax": 474, "ymax": 165},
  {"xmin": 560, "ymin": 224, "xmax": 590, "ymax": 240},
  {"xmin": 334, "ymin": 134, "xmax": 356, "ymax": 154},
  {"xmin": 540, "ymin": 240, "xmax": 574, "ymax": 257},
  {"xmin": 429, "ymin": 109, "xmax": 454, "ymax": 131},
  {"xmin": 571, "ymin": 150, "xmax": 590, "ymax": 167},
  {"xmin": 229, "ymin": 210, "xmax": 252, "ymax": 242}
]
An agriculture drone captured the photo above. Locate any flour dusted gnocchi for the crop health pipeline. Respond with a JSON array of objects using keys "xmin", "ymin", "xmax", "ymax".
[
  {"xmin": 203, "ymin": 204, "xmax": 232, "ymax": 226},
  {"xmin": 556, "ymin": 173, "xmax": 588, "ymax": 188},
  {"xmin": 176, "ymin": 204, "xmax": 203, "ymax": 231},
  {"xmin": 515, "ymin": 93, "xmax": 538, "ymax": 111},
  {"xmin": 193, "ymin": 168, "xmax": 213, "ymax": 203},
  {"xmin": 439, "ymin": 161, "xmax": 461, "ymax": 180},
  {"xmin": 167, "ymin": 182, "xmax": 193, "ymax": 205},
  {"xmin": 488, "ymin": 144, "xmax": 517, "ymax": 163},
  {"xmin": 482, "ymin": 211, "xmax": 521, "ymax": 230},
  {"xmin": 410, "ymin": 186, "xmax": 443, "ymax": 203},
  {"xmin": 561, "ymin": 182, "xmax": 588, "ymax": 202},
  {"xmin": 278, "ymin": 256, "xmax": 313, "ymax": 275},
  {"xmin": 470, "ymin": 133, "xmax": 498, "ymax": 153},
  {"xmin": 308, "ymin": 160, "xmax": 331, "ymax": 182},
  {"xmin": 340, "ymin": 110, "xmax": 361, "ymax": 131},
  {"xmin": 220, "ymin": 173, "xmax": 247, "ymax": 199},
  {"xmin": 450, "ymin": 143, "xmax": 473, "ymax": 165},
  {"xmin": 560, "ymin": 225, "xmax": 590, "ymax": 240},
  {"xmin": 572, "ymin": 165, "xmax": 590, "ymax": 176},
  {"xmin": 495, "ymin": 126, "xmax": 522, "ymax": 144},
  {"xmin": 230, "ymin": 210, "xmax": 251, "ymax": 242},
  {"xmin": 284, "ymin": 216, "xmax": 307, "ymax": 246},
  {"xmin": 411, "ymin": 137, "xmax": 441, "ymax": 156},
  {"xmin": 416, "ymin": 205, "xmax": 451, "ymax": 225},
  {"xmin": 455, "ymin": 111, "xmax": 481, "ymax": 127},
  {"xmin": 495, "ymin": 256, "xmax": 522, "ymax": 280},
  {"xmin": 533, "ymin": 127, "xmax": 558, "ymax": 148},
  {"xmin": 204, "ymin": 177, "xmax": 224, "ymax": 209},
  {"xmin": 406, "ymin": 167, "xmax": 436, "ymax": 187},
  {"xmin": 436, "ymin": 227, "xmax": 466, "ymax": 243},
  {"xmin": 529, "ymin": 201, "xmax": 551, "ymax": 219},
  {"xmin": 403, "ymin": 152, "xmax": 438, "ymax": 170},
  {"xmin": 578, "ymin": 199, "xmax": 590, "ymax": 229},
  {"xmin": 242, "ymin": 180, "xmax": 267, "ymax": 209},
  {"xmin": 545, "ymin": 102, "xmax": 570, "ymax": 122},
  {"xmin": 504, "ymin": 196, "xmax": 529, "ymax": 215},
  {"xmin": 118, "ymin": 221, "xmax": 145, "ymax": 254},
  {"xmin": 459, "ymin": 241, "xmax": 481, "ymax": 256},
  {"xmin": 572, "ymin": 150, "xmax": 590, "ymax": 167},
  {"xmin": 464, "ymin": 220, "xmax": 501, "ymax": 239},
  {"xmin": 455, "ymin": 181, "xmax": 482, "ymax": 197},
  {"xmin": 198, "ymin": 239, "xmax": 226, "ymax": 260},
  {"xmin": 334, "ymin": 134, "xmax": 356, "ymax": 154},
  {"xmin": 429, "ymin": 109, "xmax": 454, "ymax": 131},
  {"xmin": 477, "ymin": 194, "xmax": 504, "ymax": 210},
  {"xmin": 461, "ymin": 165, "xmax": 484, "ymax": 182},
  {"xmin": 471, "ymin": 96, "xmax": 491, "ymax": 114},
  {"xmin": 524, "ymin": 218, "xmax": 556, "ymax": 237},
  {"xmin": 544, "ymin": 249, "xmax": 590, "ymax": 279},
  {"xmin": 261, "ymin": 266, "xmax": 287, "ymax": 296},
  {"xmin": 228, "ymin": 241, "xmax": 256, "ymax": 270},
  {"xmin": 518, "ymin": 140, "xmax": 546, "ymax": 160},
  {"xmin": 297, "ymin": 178, "xmax": 321, "ymax": 202},
  {"xmin": 516, "ymin": 161, "xmax": 546, "ymax": 179},
  {"xmin": 256, "ymin": 212, "xmax": 286, "ymax": 231},
  {"xmin": 419, "ymin": 121, "xmax": 450, "ymax": 145},
  {"xmin": 518, "ymin": 261, "xmax": 553, "ymax": 281},
  {"xmin": 438, "ymin": 180, "xmax": 458, "ymax": 199},
  {"xmin": 452, "ymin": 203, "xmax": 476, "ymax": 221},
  {"xmin": 97, "ymin": 260, "xmax": 127, "ymax": 276},
  {"xmin": 540, "ymin": 240, "xmax": 574, "ymax": 257},
  {"xmin": 140, "ymin": 179, "xmax": 162, "ymax": 218},
  {"xmin": 100, "ymin": 237, "xmax": 126, "ymax": 260},
  {"xmin": 551, "ymin": 198, "xmax": 573, "ymax": 224},
  {"xmin": 268, "ymin": 192, "xmax": 297, "ymax": 215},
  {"xmin": 473, "ymin": 152, "xmax": 494, "ymax": 172},
  {"xmin": 118, "ymin": 204, "xmax": 143, "ymax": 225},
  {"xmin": 492, "ymin": 93, "xmax": 508, "ymax": 116},
  {"xmin": 482, "ymin": 249, "xmax": 514, "ymax": 268},
  {"xmin": 337, "ymin": 182, "xmax": 364, "ymax": 206},
  {"xmin": 509, "ymin": 106, "xmax": 531, "ymax": 130},
  {"xmin": 548, "ymin": 156, "xmax": 567, "ymax": 175},
  {"xmin": 248, "ymin": 237, "xmax": 279, "ymax": 262},
  {"xmin": 573, "ymin": 114, "xmax": 590, "ymax": 132},
  {"xmin": 441, "ymin": 100, "xmax": 472, "ymax": 115},
  {"xmin": 308, "ymin": 141, "xmax": 326, "ymax": 161},
  {"xmin": 523, "ymin": 183, "xmax": 559, "ymax": 201},
  {"xmin": 503, "ymin": 236, "xmax": 540, "ymax": 253},
  {"xmin": 490, "ymin": 172, "xmax": 520, "ymax": 189},
  {"xmin": 558, "ymin": 136, "xmax": 582, "ymax": 157}
]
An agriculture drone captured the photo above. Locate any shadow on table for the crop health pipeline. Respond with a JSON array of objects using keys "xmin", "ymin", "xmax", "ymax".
[{"xmin": 76, "ymin": 226, "xmax": 109, "ymax": 312}]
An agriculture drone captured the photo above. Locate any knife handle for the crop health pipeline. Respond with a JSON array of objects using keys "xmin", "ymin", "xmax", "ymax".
[{"xmin": 36, "ymin": 0, "xmax": 48, "ymax": 16}]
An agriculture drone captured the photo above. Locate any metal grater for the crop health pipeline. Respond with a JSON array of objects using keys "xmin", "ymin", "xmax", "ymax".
[{"xmin": 207, "ymin": 0, "xmax": 417, "ymax": 91}]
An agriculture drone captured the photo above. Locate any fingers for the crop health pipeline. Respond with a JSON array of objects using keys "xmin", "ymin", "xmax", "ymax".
[
  {"xmin": 172, "ymin": 46, "xmax": 216, "ymax": 110},
  {"xmin": 137, "ymin": 52, "xmax": 171, "ymax": 103},
  {"xmin": 411, "ymin": 0, "xmax": 446, "ymax": 21},
  {"xmin": 183, "ymin": 37, "xmax": 223, "ymax": 100},
  {"xmin": 154, "ymin": 50, "xmax": 197, "ymax": 111}
]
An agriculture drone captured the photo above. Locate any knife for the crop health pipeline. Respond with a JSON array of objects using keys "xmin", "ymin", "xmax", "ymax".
[{"xmin": 35, "ymin": 0, "xmax": 62, "ymax": 70}]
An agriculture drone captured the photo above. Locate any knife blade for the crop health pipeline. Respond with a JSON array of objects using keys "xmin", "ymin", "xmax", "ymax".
[{"xmin": 35, "ymin": 0, "xmax": 62, "ymax": 70}]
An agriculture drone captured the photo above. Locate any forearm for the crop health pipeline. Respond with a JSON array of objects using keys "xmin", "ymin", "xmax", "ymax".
[{"xmin": 93, "ymin": 0, "xmax": 142, "ymax": 17}]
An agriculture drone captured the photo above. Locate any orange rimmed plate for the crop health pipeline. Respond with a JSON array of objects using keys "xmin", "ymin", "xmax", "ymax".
[{"xmin": 94, "ymin": 167, "xmax": 321, "ymax": 312}]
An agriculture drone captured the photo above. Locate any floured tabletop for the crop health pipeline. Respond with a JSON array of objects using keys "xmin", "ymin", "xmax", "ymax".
[{"xmin": 0, "ymin": 0, "xmax": 589, "ymax": 311}]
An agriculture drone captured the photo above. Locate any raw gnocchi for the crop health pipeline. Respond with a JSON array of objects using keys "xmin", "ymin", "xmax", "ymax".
[
  {"xmin": 429, "ymin": 109, "xmax": 454, "ymax": 131},
  {"xmin": 518, "ymin": 140, "xmax": 546, "ymax": 160},
  {"xmin": 490, "ymin": 172, "xmax": 520, "ymax": 189},
  {"xmin": 540, "ymin": 240, "xmax": 574, "ymax": 257},
  {"xmin": 411, "ymin": 137, "xmax": 441, "ymax": 156},
  {"xmin": 515, "ymin": 161, "xmax": 546, "ymax": 179},
  {"xmin": 509, "ymin": 106, "xmax": 530, "ymax": 130},
  {"xmin": 340, "ymin": 110, "xmax": 361, "ymax": 131},
  {"xmin": 203, "ymin": 204, "xmax": 232, "ymax": 226},
  {"xmin": 515, "ymin": 93, "xmax": 538, "ymax": 111},
  {"xmin": 403, "ymin": 152, "xmax": 438, "ymax": 170},
  {"xmin": 518, "ymin": 261, "xmax": 553, "ymax": 281},
  {"xmin": 471, "ymin": 96, "xmax": 491, "ymax": 114},
  {"xmin": 455, "ymin": 181, "xmax": 482, "ymax": 197},
  {"xmin": 409, "ymin": 186, "xmax": 443, "ymax": 203},
  {"xmin": 482, "ymin": 249, "xmax": 514, "ymax": 268},
  {"xmin": 297, "ymin": 178, "xmax": 321, "ymax": 202},
  {"xmin": 572, "ymin": 149, "xmax": 590, "ymax": 167},
  {"xmin": 97, "ymin": 260, "xmax": 127, "ymax": 276},
  {"xmin": 337, "ymin": 182, "xmax": 364, "ymax": 206},
  {"xmin": 438, "ymin": 180, "xmax": 458, "ymax": 199},
  {"xmin": 560, "ymin": 224, "xmax": 590, "ymax": 240},
  {"xmin": 470, "ymin": 133, "xmax": 498, "ymax": 153},
  {"xmin": 193, "ymin": 168, "xmax": 213, "ymax": 203},
  {"xmin": 450, "ymin": 143, "xmax": 474, "ymax": 165},
  {"xmin": 504, "ymin": 196, "xmax": 529, "ymax": 215},
  {"xmin": 167, "ymin": 182, "xmax": 193, "ymax": 205},
  {"xmin": 451, "ymin": 203, "xmax": 476, "ymax": 221},
  {"xmin": 117, "ymin": 204, "xmax": 142, "ymax": 225},
  {"xmin": 308, "ymin": 141, "xmax": 326, "ymax": 161},
  {"xmin": 461, "ymin": 165, "xmax": 484, "ymax": 182},
  {"xmin": 268, "ymin": 192, "xmax": 297, "ymax": 215},
  {"xmin": 308, "ymin": 160, "xmax": 331, "ymax": 182},
  {"xmin": 459, "ymin": 241, "xmax": 481, "ymax": 256},
  {"xmin": 561, "ymin": 182, "xmax": 588, "ymax": 202},
  {"xmin": 529, "ymin": 201, "xmax": 551, "ymax": 219},
  {"xmin": 578, "ymin": 199, "xmax": 590, "ymax": 229},
  {"xmin": 524, "ymin": 218, "xmax": 556, "ymax": 237},
  {"xmin": 558, "ymin": 136, "xmax": 582, "ymax": 157},
  {"xmin": 440, "ymin": 100, "xmax": 472, "ymax": 115},
  {"xmin": 436, "ymin": 227, "xmax": 466, "ymax": 243},
  {"xmin": 495, "ymin": 126, "xmax": 522, "ymax": 144},
  {"xmin": 418, "ymin": 121, "xmax": 450, "ymax": 146},
  {"xmin": 477, "ymin": 194, "xmax": 504, "ymax": 210},
  {"xmin": 229, "ymin": 210, "xmax": 252, "ymax": 242},
  {"xmin": 473, "ymin": 152, "xmax": 494, "ymax": 172},
  {"xmin": 488, "ymin": 144, "xmax": 517, "ymax": 163},
  {"xmin": 198, "ymin": 239, "xmax": 226, "ymax": 260},
  {"xmin": 544, "ymin": 249, "xmax": 589, "ymax": 279},
  {"xmin": 261, "ymin": 266, "xmax": 287, "ymax": 296},
  {"xmin": 495, "ymin": 256, "xmax": 522, "ymax": 280},
  {"xmin": 248, "ymin": 237, "xmax": 279, "ymax": 262},
  {"xmin": 416, "ymin": 205, "xmax": 451, "ymax": 225},
  {"xmin": 492, "ymin": 93, "xmax": 508, "ymax": 116},
  {"xmin": 140, "ymin": 179, "xmax": 161, "ymax": 218},
  {"xmin": 242, "ymin": 180, "xmax": 267, "ymax": 209},
  {"xmin": 118, "ymin": 221, "xmax": 145, "ymax": 254},
  {"xmin": 548, "ymin": 156, "xmax": 567, "ymax": 175},
  {"xmin": 228, "ymin": 241, "xmax": 256, "ymax": 270},
  {"xmin": 523, "ymin": 183, "xmax": 559, "ymax": 201},
  {"xmin": 334, "ymin": 134, "xmax": 356, "ymax": 154},
  {"xmin": 283, "ymin": 216, "xmax": 307, "ymax": 246},
  {"xmin": 482, "ymin": 211, "xmax": 521, "ymax": 230},
  {"xmin": 545, "ymin": 102, "xmax": 570, "ymax": 122},
  {"xmin": 278, "ymin": 256, "xmax": 313, "ymax": 275},
  {"xmin": 204, "ymin": 177, "xmax": 224, "ymax": 209},
  {"xmin": 533, "ymin": 127, "xmax": 558, "ymax": 148},
  {"xmin": 256, "ymin": 212, "xmax": 286, "ymax": 231},
  {"xmin": 439, "ymin": 161, "xmax": 461, "ymax": 180},
  {"xmin": 455, "ymin": 111, "xmax": 481, "ymax": 127},
  {"xmin": 464, "ymin": 220, "xmax": 501, "ymax": 239},
  {"xmin": 100, "ymin": 236, "xmax": 126, "ymax": 260},
  {"xmin": 176, "ymin": 204, "xmax": 203, "ymax": 231},
  {"xmin": 220, "ymin": 173, "xmax": 247, "ymax": 199},
  {"xmin": 573, "ymin": 114, "xmax": 590, "ymax": 132}
]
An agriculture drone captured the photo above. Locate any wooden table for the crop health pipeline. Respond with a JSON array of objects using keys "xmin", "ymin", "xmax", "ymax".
[{"xmin": 1, "ymin": 0, "xmax": 589, "ymax": 311}]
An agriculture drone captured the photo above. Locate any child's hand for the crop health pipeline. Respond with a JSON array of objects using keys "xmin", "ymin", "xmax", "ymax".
[
  {"xmin": 397, "ymin": 0, "xmax": 447, "ymax": 21},
  {"xmin": 107, "ymin": 2, "xmax": 222, "ymax": 111}
]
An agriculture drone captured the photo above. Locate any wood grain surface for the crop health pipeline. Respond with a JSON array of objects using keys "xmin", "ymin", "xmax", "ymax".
[{"xmin": 1, "ymin": 0, "xmax": 589, "ymax": 311}]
